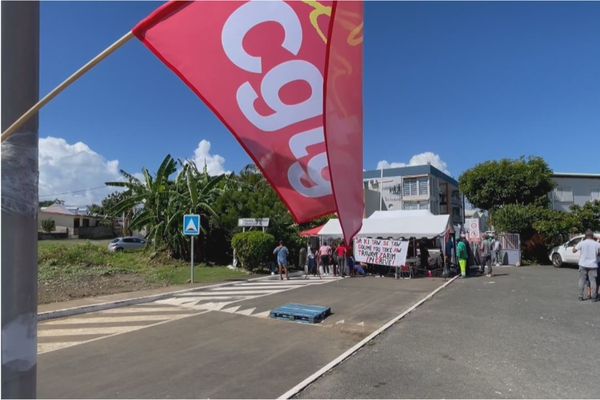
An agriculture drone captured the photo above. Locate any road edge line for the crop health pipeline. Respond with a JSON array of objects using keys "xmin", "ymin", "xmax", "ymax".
[
  {"xmin": 278, "ymin": 275, "xmax": 459, "ymax": 399},
  {"xmin": 37, "ymin": 273, "xmax": 299, "ymax": 321}
]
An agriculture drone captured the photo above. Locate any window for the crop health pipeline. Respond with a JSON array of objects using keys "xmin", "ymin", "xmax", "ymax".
[
  {"xmin": 403, "ymin": 178, "xmax": 417, "ymax": 196},
  {"xmin": 403, "ymin": 177, "xmax": 428, "ymax": 196},
  {"xmin": 568, "ymin": 237, "xmax": 582, "ymax": 248},
  {"xmin": 418, "ymin": 201, "xmax": 430, "ymax": 210},
  {"xmin": 452, "ymin": 206, "xmax": 461, "ymax": 219},
  {"xmin": 403, "ymin": 202, "xmax": 418, "ymax": 210},
  {"xmin": 418, "ymin": 178, "xmax": 429, "ymax": 196},
  {"xmin": 554, "ymin": 187, "xmax": 573, "ymax": 203},
  {"xmin": 591, "ymin": 189, "xmax": 600, "ymax": 201}
]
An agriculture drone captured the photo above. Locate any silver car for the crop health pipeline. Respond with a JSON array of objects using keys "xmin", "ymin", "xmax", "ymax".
[{"xmin": 108, "ymin": 237, "xmax": 147, "ymax": 252}]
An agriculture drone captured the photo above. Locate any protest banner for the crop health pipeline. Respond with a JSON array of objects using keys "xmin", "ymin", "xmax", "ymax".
[{"xmin": 354, "ymin": 237, "xmax": 409, "ymax": 267}]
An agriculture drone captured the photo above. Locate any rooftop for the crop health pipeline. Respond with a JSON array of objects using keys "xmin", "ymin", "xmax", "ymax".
[
  {"xmin": 552, "ymin": 172, "xmax": 600, "ymax": 179},
  {"xmin": 363, "ymin": 164, "xmax": 458, "ymax": 186}
]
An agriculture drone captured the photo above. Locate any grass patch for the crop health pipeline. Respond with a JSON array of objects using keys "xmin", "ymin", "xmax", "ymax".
[{"xmin": 38, "ymin": 241, "xmax": 249, "ymax": 303}]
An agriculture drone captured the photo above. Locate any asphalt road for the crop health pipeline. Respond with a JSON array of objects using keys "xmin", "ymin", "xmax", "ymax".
[
  {"xmin": 297, "ymin": 265, "xmax": 600, "ymax": 399},
  {"xmin": 37, "ymin": 275, "xmax": 445, "ymax": 398}
]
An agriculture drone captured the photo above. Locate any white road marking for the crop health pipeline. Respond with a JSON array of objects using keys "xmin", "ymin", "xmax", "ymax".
[
  {"xmin": 42, "ymin": 315, "xmax": 177, "ymax": 324},
  {"xmin": 253, "ymin": 311, "xmax": 271, "ymax": 318},
  {"xmin": 222, "ymin": 306, "xmax": 241, "ymax": 313},
  {"xmin": 236, "ymin": 307, "xmax": 256, "ymax": 316},
  {"xmin": 205, "ymin": 289, "xmax": 287, "ymax": 294},
  {"xmin": 39, "ymin": 326, "xmax": 148, "ymax": 337},
  {"xmin": 38, "ymin": 276, "xmax": 341, "ymax": 355}
]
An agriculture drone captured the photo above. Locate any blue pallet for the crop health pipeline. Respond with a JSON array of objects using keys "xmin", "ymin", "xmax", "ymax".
[{"xmin": 270, "ymin": 303, "xmax": 331, "ymax": 324}]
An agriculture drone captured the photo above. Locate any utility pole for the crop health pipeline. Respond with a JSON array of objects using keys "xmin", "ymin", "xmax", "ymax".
[{"xmin": 1, "ymin": 2, "xmax": 40, "ymax": 397}]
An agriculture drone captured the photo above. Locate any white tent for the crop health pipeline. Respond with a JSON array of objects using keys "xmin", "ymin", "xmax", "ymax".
[
  {"xmin": 359, "ymin": 214, "xmax": 450, "ymax": 239},
  {"xmin": 317, "ymin": 212, "xmax": 451, "ymax": 239}
]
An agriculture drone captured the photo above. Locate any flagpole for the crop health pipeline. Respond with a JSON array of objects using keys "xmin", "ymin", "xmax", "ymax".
[
  {"xmin": 1, "ymin": 31, "xmax": 134, "ymax": 143},
  {"xmin": 379, "ymin": 167, "xmax": 383, "ymax": 211}
]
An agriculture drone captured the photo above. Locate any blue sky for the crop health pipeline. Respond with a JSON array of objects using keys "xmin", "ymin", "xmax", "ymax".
[{"xmin": 38, "ymin": 1, "xmax": 600, "ymax": 205}]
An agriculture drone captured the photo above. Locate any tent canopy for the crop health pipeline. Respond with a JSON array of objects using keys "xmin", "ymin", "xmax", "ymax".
[
  {"xmin": 359, "ymin": 214, "xmax": 450, "ymax": 239},
  {"xmin": 317, "ymin": 212, "xmax": 451, "ymax": 239},
  {"xmin": 299, "ymin": 224, "xmax": 325, "ymax": 237}
]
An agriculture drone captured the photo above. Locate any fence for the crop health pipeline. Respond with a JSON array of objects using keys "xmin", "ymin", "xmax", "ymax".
[
  {"xmin": 497, "ymin": 232, "xmax": 521, "ymax": 266},
  {"xmin": 78, "ymin": 226, "xmax": 115, "ymax": 239}
]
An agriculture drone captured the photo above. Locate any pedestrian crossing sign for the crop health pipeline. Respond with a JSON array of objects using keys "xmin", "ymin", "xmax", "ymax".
[{"xmin": 183, "ymin": 214, "xmax": 200, "ymax": 236}]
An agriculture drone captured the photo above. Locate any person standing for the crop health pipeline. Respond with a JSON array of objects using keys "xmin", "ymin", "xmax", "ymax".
[
  {"xmin": 444, "ymin": 237, "xmax": 456, "ymax": 276},
  {"xmin": 318, "ymin": 242, "xmax": 332, "ymax": 275},
  {"xmin": 306, "ymin": 247, "xmax": 320, "ymax": 279},
  {"xmin": 573, "ymin": 230, "xmax": 600, "ymax": 302},
  {"xmin": 336, "ymin": 243, "xmax": 347, "ymax": 276},
  {"xmin": 480, "ymin": 234, "xmax": 493, "ymax": 277},
  {"xmin": 299, "ymin": 246, "xmax": 307, "ymax": 275},
  {"xmin": 273, "ymin": 240, "xmax": 290, "ymax": 280},
  {"xmin": 493, "ymin": 236, "xmax": 502, "ymax": 266},
  {"xmin": 457, "ymin": 237, "xmax": 468, "ymax": 278}
]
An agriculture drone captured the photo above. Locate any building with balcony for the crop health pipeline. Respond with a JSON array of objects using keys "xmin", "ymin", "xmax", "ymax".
[
  {"xmin": 550, "ymin": 172, "xmax": 600, "ymax": 212},
  {"xmin": 363, "ymin": 164, "xmax": 464, "ymax": 225}
]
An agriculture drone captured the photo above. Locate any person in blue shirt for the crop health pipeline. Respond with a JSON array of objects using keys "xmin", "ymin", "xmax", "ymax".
[{"xmin": 273, "ymin": 240, "xmax": 290, "ymax": 280}]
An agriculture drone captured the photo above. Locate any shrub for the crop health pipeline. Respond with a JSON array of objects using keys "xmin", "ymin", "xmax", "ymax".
[
  {"xmin": 41, "ymin": 219, "xmax": 56, "ymax": 233},
  {"xmin": 231, "ymin": 231, "xmax": 275, "ymax": 272}
]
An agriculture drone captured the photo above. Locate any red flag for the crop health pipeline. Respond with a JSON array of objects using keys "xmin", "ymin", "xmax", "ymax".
[
  {"xmin": 133, "ymin": 1, "xmax": 363, "ymax": 236},
  {"xmin": 325, "ymin": 1, "xmax": 364, "ymax": 243}
]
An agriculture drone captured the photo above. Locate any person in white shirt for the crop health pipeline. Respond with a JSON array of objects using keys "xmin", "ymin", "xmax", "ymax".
[{"xmin": 573, "ymin": 230, "xmax": 600, "ymax": 302}]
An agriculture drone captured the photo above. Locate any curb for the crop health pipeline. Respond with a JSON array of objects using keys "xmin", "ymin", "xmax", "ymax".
[
  {"xmin": 37, "ymin": 272, "xmax": 302, "ymax": 322},
  {"xmin": 277, "ymin": 275, "xmax": 459, "ymax": 399}
]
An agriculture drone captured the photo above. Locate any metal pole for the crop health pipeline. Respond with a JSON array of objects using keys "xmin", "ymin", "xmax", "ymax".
[
  {"xmin": 379, "ymin": 167, "xmax": 383, "ymax": 211},
  {"xmin": 191, "ymin": 236, "xmax": 195, "ymax": 284},
  {"xmin": 1, "ymin": 31, "xmax": 134, "ymax": 143},
  {"xmin": 2, "ymin": 2, "xmax": 39, "ymax": 396}
]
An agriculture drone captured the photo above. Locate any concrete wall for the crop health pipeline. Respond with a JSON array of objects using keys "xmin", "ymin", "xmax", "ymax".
[
  {"xmin": 78, "ymin": 226, "xmax": 114, "ymax": 239},
  {"xmin": 38, "ymin": 212, "xmax": 75, "ymax": 232},
  {"xmin": 551, "ymin": 176, "xmax": 600, "ymax": 212}
]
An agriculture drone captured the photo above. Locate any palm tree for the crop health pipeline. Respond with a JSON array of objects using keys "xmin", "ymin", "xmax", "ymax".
[{"xmin": 106, "ymin": 155, "xmax": 227, "ymax": 259}]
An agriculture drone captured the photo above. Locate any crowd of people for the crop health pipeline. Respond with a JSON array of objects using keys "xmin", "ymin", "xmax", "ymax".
[
  {"xmin": 275, "ymin": 230, "xmax": 600, "ymax": 302},
  {"xmin": 446, "ymin": 234, "xmax": 502, "ymax": 278}
]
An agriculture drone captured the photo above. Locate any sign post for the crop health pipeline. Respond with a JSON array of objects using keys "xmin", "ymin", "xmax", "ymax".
[{"xmin": 183, "ymin": 214, "xmax": 200, "ymax": 283}]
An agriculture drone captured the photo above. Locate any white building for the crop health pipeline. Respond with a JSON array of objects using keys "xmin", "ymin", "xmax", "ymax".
[
  {"xmin": 550, "ymin": 173, "xmax": 600, "ymax": 212},
  {"xmin": 363, "ymin": 164, "xmax": 464, "ymax": 225},
  {"xmin": 38, "ymin": 203, "xmax": 103, "ymax": 237}
]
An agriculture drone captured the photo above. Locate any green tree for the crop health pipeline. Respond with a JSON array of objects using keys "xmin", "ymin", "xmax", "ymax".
[
  {"xmin": 207, "ymin": 164, "xmax": 303, "ymax": 266},
  {"xmin": 570, "ymin": 200, "xmax": 600, "ymax": 232},
  {"xmin": 459, "ymin": 157, "xmax": 555, "ymax": 211},
  {"xmin": 41, "ymin": 219, "xmax": 56, "ymax": 233},
  {"xmin": 231, "ymin": 231, "xmax": 275, "ymax": 271},
  {"xmin": 39, "ymin": 199, "xmax": 64, "ymax": 207},
  {"xmin": 106, "ymin": 155, "xmax": 227, "ymax": 260}
]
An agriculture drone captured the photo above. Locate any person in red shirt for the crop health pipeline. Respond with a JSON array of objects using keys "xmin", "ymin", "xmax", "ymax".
[{"xmin": 336, "ymin": 244, "xmax": 347, "ymax": 276}]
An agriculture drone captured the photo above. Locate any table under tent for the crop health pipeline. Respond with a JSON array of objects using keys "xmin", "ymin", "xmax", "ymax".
[{"xmin": 301, "ymin": 210, "xmax": 452, "ymax": 278}]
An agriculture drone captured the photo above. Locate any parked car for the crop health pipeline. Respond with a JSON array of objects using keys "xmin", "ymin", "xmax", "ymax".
[
  {"xmin": 549, "ymin": 233, "xmax": 600, "ymax": 268},
  {"xmin": 108, "ymin": 237, "xmax": 147, "ymax": 252}
]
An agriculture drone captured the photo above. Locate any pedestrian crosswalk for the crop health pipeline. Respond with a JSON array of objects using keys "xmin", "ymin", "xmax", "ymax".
[
  {"xmin": 155, "ymin": 275, "xmax": 337, "ymax": 310},
  {"xmin": 38, "ymin": 276, "xmax": 339, "ymax": 354}
]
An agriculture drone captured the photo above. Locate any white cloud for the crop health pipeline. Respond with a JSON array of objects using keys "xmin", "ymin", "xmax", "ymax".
[
  {"xmin": 39, "ymin": 137, "xmax": 123, "ymax": 206},
  {"xmin": 377, "ymin": 152, "xmax": 451, "ymax": 176},
  {"xmin": 192, "ymin": 139, "xmax": 229, "ymax": 176}
]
